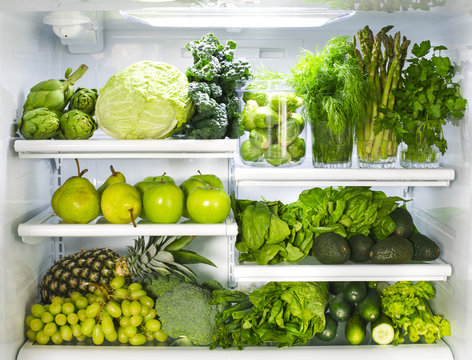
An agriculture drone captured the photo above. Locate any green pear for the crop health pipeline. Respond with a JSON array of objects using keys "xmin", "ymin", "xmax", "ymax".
[
  {"xmin": 190, "ymin": 170, "xmax": 224, "ymax": 189},
  {"xmin": 97, "ymin": 165, "xmax": 126, "ymax": 197},
  {"xmin": 51, "ymin": 159, "xmax": 100, "ymax": 224},
  {"xmin": 101, "ymin": 182, "xmax": 142, "ymax": 226}
]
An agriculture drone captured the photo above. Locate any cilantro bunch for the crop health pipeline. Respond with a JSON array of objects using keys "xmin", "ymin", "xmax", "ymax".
[
  {"xmin": 394, "ymin": 41, "xmax": 467, "ymax": 156},
  {"xmin": 180, "ymin": 33, "xmax": 252, "ymax": 139},
  {"xmin": 379, "ymin": 281, "xmax": 451, "ymax": 345}
]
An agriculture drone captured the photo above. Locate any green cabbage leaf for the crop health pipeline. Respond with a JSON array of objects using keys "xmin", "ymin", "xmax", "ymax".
[{"xmin": 95, "ymin": 61, "xmax": 194, "ymax": 139}]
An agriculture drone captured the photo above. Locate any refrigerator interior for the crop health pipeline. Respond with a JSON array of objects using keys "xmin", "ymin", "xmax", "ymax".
[{"xmin": 1, "ymin": 1, "xmax": 471, "ymax": 359}]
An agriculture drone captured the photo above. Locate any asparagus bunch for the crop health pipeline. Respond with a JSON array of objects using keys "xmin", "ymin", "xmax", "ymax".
[{"xmin": 353, "ymin": 25, "xmax": 410, "ymax": 165}]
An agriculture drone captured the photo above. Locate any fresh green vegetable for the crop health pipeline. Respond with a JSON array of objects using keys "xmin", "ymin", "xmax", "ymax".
[
  {"xmin": 353, "ymin": 26, "xmax": 411, "ymax": 165},
  {"xmin": 142, "ymin": 273, "xmax": 186, "ymax": 299},
  {"xmin": 328, "ymin": 281, "xmax": 346, "ymax": 296},
  {"xmin": 239, "ymin": 139, "xmax": 264, "ymax": 162},
  {"xmin": 291, "ymin": 36, "xmax": 367, "ymax": 165},
  {"xmin": 287, "ymin": 137, "xmax": 306, "ymax": 162},
  {"xmin": 357, "ymin": 287, "xmax": 381, "ymax": 321},
  {"xmin": 181, "ymin": 33, "xmax": 251, "ymax": 139},
  {"xmin": 58, "ymin": 109, "xmax": 97, "ymax": 139},
  {"xmin": 395, "ymin": 40, "xmax": 467, "ymax": 161},
  {"xmin": 210, "ymin": 282, "xmax": 329, "ymax": 349},
  {"xmin": 379, "ymin": 281, "xmax": 451, "ymax": 344},
  {"xmin": 329, "ymin": 293, "xmax": 353, "ymax": 322},
  {"xmin": 23, "ymin": 65, "xmax": 88, "ymax": 115},
  {"xmin": 69, "ymin": 87, "xmax": 98, "ymax": 115},
  {"xmin": 249, "ymin": 128, "xmax": 271, "ymax": 149},
  {"xmin": 240, "ymin": 100, "xmax": 258, "ymax": 130},
  {"xmin": 345, "ymin": 310, "xmax": 367, "ymax": 345},
  {"xmin": 343, "ymin": 282, "xmax": 367, "ymax": 303},
  {"xmin": 315, "ymin": 312, "xmax": 338, "ymax": 341},
  {"xmin": 154, "ymin": 281, "xmax": 224, "ymax": 346},
  {"xmin": 95, "ymin": 60, "xmax": 194, "ymax": 139},
  {"xmin": 19, "ymin": 107, "xmax": 60, "ymax": 139},
  {"xmin": 265, "ymin": 144, "xmax": 292, "ymax": 166},
  {"xmin": 371, "ymin": 312, "xmax": 395, "ymax": 345}
]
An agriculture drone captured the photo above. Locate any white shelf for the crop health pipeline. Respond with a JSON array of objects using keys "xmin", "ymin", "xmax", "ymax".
[
  {"xmin": 233, "ymin": 259, "xmax": 452, "ymax": 282},
  {"xmin": 17, "ymin": 208, "xmax": 238, "ymax": 244},
  {"xmin": 235, "ymin": 167, "xmax": 455, "ymax": 187},
  {"xmin": 17, "ymin": 340, "xmax": 453, "ymax": 360},
  {"xmin": 14, "ymin": 139, "xmax": 238, "ymax": 159}
]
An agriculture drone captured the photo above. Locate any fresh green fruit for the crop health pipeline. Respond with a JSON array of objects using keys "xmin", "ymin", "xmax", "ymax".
[
  {"xmin": 97, "ymin": 165, "xmax": 126, "ymax": 197},
  {"xmin": 370, "ymin": 237, "xmax": 414, "ymax": 264},
  {"xmin": 51, "ymin": 159, "xmax": 100, "ymax": 224},
  {"xmin": 179, "ymin": 178, "xmax": 209, "ymax": 218},
  {"xmin": 348, "ymin": 234, "xmax": 374, "ymax": 263},
  {"xmin": 143, "ymin": 173, "xmax": 175, "ymax": 185},
  {"xmin": 345, "ymin": 310, "xmax": 367, "ymax": 345},
  {"xmin": 389, "ymin": 207, "xmax": 414, "ymax": 238},
  {"xmin": 101, "ymin": 182, "xmax": 142, "ymax": 226},
  {"xmin": 189, "ymin": 171, "xmax": 224, "ymax": 189},
  {"xmin": 315, "ymin": 313, "xmax": 338, "ymax": 341},
  {"xmin": 357, "ymin": 287, "xmax": 380, "ymax": 322},
  {"xmin": 186, "ymin": 186, "xmax": 231, "ymax": 224},
  {"xmin": 408, "ymin": 232, "xmax": 440, "ymax": 261},
  {"xmin": 142, "ymin": 183, "xmax": 184, "ymax": 224},
  {"xmin": 343, "ymin": 282, "xmax": 367, "ymax": 303},
  {"xmin": 329, "ymin": 293, "xmax": 352, "ymax": 322},
  {"xmin": 312, "ymin": 232, "xmax": 350, "ymax": 264}
]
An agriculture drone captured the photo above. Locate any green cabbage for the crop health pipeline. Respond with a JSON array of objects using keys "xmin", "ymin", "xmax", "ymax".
[{"xmin": 95, "ymin": 61, "xmax": 194, "ymax": 139}]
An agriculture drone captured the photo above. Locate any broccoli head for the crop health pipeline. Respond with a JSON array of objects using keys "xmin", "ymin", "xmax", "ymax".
[
  {"xmin": 154, "ymin": 281, "xmax": 224, "ymax": 346},
  {"xmin": 141, "ymin": 274, "xmax": 185, "ymax": 299}
]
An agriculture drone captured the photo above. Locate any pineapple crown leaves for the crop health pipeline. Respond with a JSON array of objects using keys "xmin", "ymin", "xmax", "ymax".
[{"xmin": 125, "ymin": 235, "xmax": 216, "ymax": 282}]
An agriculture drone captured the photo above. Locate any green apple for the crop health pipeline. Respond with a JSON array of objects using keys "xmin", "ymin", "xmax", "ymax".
[
  {"xmin": 186, "ymin": 186, "xmax": 231, "ymax": 223},
  {"xmin": 190, "ymin": 171, "xmax": 224, "ymax": 189},
  {"xmin": 179, "ymin": 178, "xmax": 209, "ymax": 218},
  {"xmin": 142, "ymin": 183, "xmax": 184, "ymax": 224},
  {"xmin": 101, "ymin": 183, "xmax": 142, "ymax": 226},
  {"xmin": 143, "ymin": 172, "xmax": 175, "ymax": 185}
]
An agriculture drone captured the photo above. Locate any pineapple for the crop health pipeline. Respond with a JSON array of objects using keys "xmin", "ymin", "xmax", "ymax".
[{"xmin": 40, "ymin": 235, "xmax": 215, "ymax": 303}]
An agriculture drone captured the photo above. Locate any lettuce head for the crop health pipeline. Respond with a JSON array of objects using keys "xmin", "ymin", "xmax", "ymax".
[{"xmin": 95, "ymin": 61, "xmax": 194, "ymax": 139}]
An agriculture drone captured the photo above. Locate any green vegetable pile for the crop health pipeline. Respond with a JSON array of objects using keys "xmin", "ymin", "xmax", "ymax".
[
  {"xmin": 210, "ymin": 281, "xmax": 328, "ymax": 349},
  {"xmin": 233, "ymin": 187, "xmax": 403, "ymax": 265},
  {"xmin": 379, "ymin": 281, "xmax": 451, "ymax": 344},
  {"xmin": 180, "ymin": 33, "xmax": 252, "ymax": 139}
]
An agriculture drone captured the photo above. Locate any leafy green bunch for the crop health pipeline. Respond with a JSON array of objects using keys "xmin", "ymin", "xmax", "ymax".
[
  {"xmin": 210, "ymin": 282, "xmax": 329, "ymax": 349},
  {"xmin": 181, "ymin": 33, "xmax": 252, "ymax": 139},
  {"xmin": 379, "ymin": 281, "xmax": 451, "ymax": 344},
  {"xmin": 395, "ymin": 40, "xmax": 467, "ymax": 155}
]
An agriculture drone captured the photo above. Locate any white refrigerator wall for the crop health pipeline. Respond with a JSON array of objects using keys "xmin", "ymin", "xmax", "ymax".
[{"xmin": 1, "ymin": 3, "xmax": 472, "ymax": 360}]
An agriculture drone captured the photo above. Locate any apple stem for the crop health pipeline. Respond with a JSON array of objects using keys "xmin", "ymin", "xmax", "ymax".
[
  {"xmin": 160, "ymin": 172, "xmax": 167, "ymax": 183},
  {"xmin": 75, "ymin": 158, "xmax": 88, "ymax": 177},
  {"xmin": 110, "ymin": 165, "xmax": 116, "ymax": 176},
  {"xmin": 197, "ymin": 170, "xmax": 202, "ymax": 176},
  {"xmin": 129, "ymin": 208, "xmax": 137, "ymax": 228}
]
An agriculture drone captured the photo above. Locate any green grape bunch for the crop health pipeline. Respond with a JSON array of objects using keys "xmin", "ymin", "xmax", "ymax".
[{"xmin": 25, "ymin": 276, "xmax": 168, "ymax": 346}]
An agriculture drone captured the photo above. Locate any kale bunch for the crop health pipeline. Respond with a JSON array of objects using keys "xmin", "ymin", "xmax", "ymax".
[{"xmin": 181, "ymin": 33, "xmax": 252, "ymax": 139}]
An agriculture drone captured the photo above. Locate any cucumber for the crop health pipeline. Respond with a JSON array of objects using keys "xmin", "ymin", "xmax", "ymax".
[
  {"xmin": 343, "ymin": 281, "xmax": 367, "ymax": 303},
  {"xmin": 329, "ymin": 293, "xmax": 353, "ymax": 322},
  {"xmin": 345, "ymin": 310, "xmax": 367, "ymax": 345},
  {"xmin": 371, "ymin": 313, "xmax": 395, "ymax": 345},
  {"xmin": 329, "ymin": 281, "xmax": 345, "ymax": 295},
  {"xmin": 357, "ymin": 287, "xmax": 380, "ymax": 321},
  {"xmin": 315, "ymin": 313, "xmax": 338, "ymax": 342}
]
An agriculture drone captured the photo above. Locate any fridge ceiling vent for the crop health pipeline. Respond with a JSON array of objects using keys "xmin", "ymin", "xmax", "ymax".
[
  {"xmin": 119, "ymin": 7, "xmax": 355, "ymax": 28},
  {"xmin": 43, "ymin": 11, "xmax": 104, "ymax": 54}
]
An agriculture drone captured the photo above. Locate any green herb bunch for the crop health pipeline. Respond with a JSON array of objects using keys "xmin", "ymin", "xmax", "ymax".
[{"xmin": 395, "ymin": 40, "xmax": 467, "ymax": 157}]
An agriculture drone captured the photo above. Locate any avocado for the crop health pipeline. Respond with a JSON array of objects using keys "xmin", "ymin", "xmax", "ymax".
[
  {"xmin": 312, "ymin": 232, "xmax": 350, "ymax": 264},
  {"xmin": 348, "ymin": 234, "xmax": 374, "ymax": 263},
  {"xmin": 369, "ymin": 237, "xmax": 414, "ymax": 264},
  {"xmin": 389, "ymin": 207, "xmax": 414, "ymax": 238},
  {"xmin": 408, "ymin": 232, "xmax": 440, "ymax": 261}
]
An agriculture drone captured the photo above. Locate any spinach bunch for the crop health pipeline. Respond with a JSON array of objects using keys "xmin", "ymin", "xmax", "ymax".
[
  {"xmin": 180, "ymin": 33, "xmax": 252, "ymax": 139},
  {"xmin": 210, "ymin": 281, "xmax": 329, "ymax": 349}
]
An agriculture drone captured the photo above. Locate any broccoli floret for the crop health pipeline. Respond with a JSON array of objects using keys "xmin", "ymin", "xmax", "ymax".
[
  {"xmin": 141, "ymin": 274, "xmax": 185, "ymax": 299},
  {"xmin": 154, "ymin": 281, "xmax": 224, "ymax": 346}
]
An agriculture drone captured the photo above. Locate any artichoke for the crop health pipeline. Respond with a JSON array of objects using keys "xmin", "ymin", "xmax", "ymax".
[
  {"xmin": 59, "ymin": 109, "xmax": 97, "ymax": 140},
  {"xmin": 69, "ymin": 87, "xmax": 98, "ymax": 115},
  {"xmin": 23, "ymin": 64, "xmax": 88, "ymax": 115},
  {"xmin": 19, "ymin": 108, "xmax": 60, "ymax": 139}
]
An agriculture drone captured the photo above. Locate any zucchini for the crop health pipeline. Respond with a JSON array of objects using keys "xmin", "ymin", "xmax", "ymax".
[
  {"xmin": 345, "ymin": 310, "xmax": 367, "ymax": 345},
  {"xmin": 329, "ymin": 293, "xmax": 353, "ymax": 322},
  {"xmin": 371, "ymin": 313, "xmax": 395, "ymax": 345},
  {"xmin": 329, "ymin": 281, "xmax": 345, "ymax": 295},
  {"xmin": 357, "ymin": 287, "xmax": 380, "ymax": 321},
  {"xmin": 343, "ymin": 281, "xmax": 367, "ymax": 303},
  {"xmin": 315, "ymin": 313, "xmax": 338, "ymax": 342}
]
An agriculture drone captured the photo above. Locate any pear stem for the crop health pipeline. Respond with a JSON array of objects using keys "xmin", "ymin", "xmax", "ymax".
[
  {"xmin": 75, "ymin": 158, "xmax": 88, "ymax": 177},
  {"xmin": 129, "ymin": 208, "xmax": 137, "ymax": 228},
  {"xmin": 110, "ymin": 165, "xmax": 116, "ymax": 176}
]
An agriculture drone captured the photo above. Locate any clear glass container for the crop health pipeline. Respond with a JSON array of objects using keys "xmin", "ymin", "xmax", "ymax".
[
  {"xmin": 237, "ymin": 81, "xmax": 306, "ymax": 167},
  {"xmin": 400, "ymin": 143, "xmax": 440, "ymax": 168}
]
